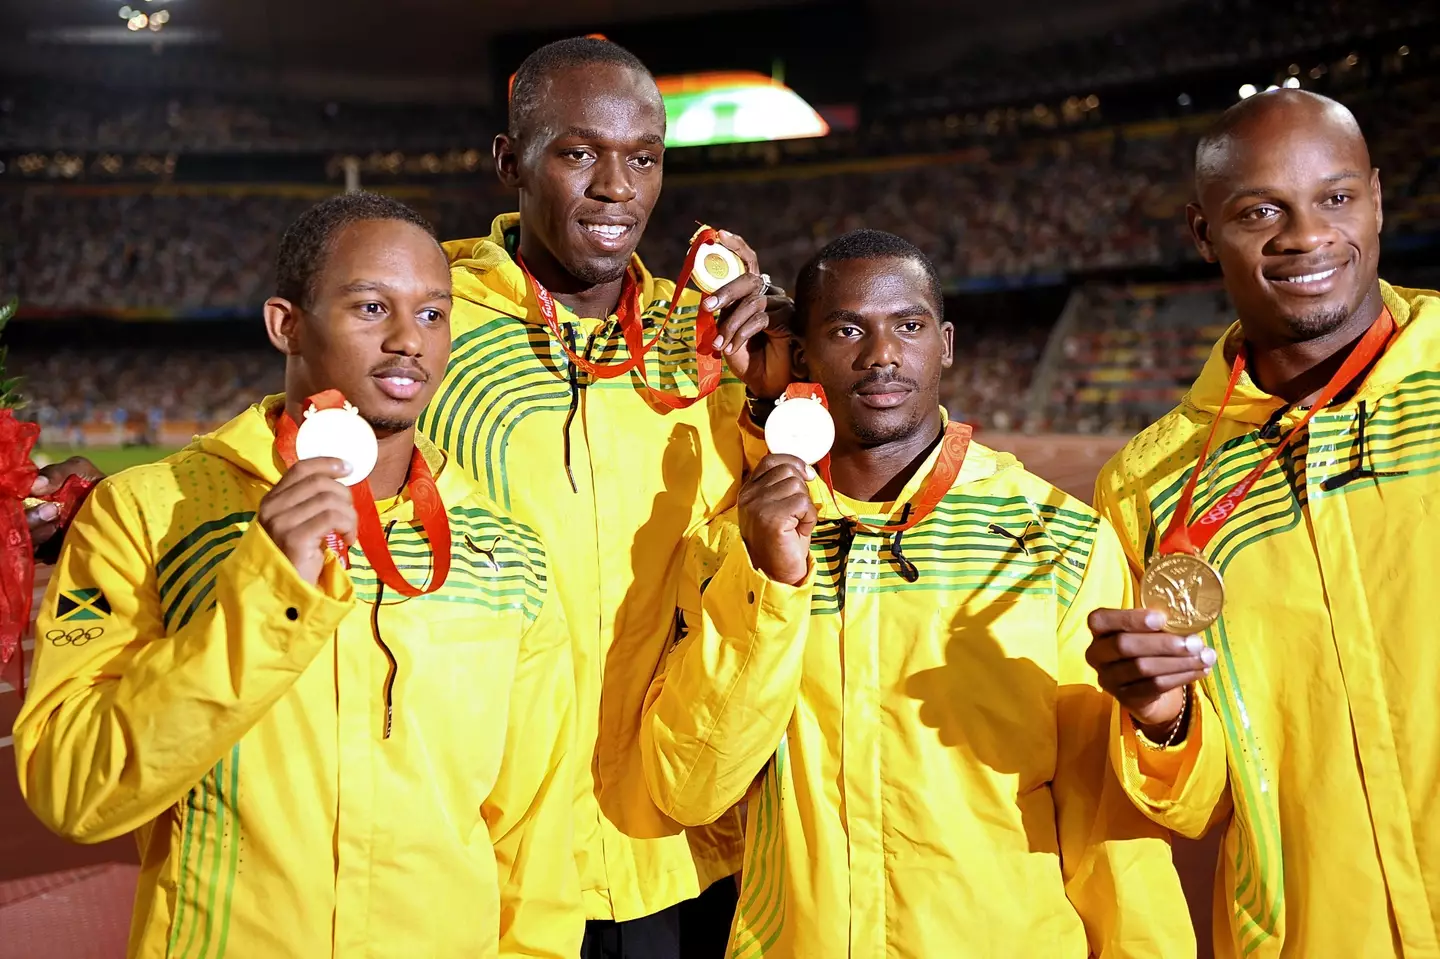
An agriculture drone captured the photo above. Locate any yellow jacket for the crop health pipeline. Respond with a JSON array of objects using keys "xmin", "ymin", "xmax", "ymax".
[
  {"xmin": 13, "ymin": 398, "xmax": 581, "ymax": 959},
  {"xmin": 1096, "ymin": 283, "xmax": 1440, "ymax": 958},
  {"xmin": 422, "ymin": 214, "xmax": 747, "ymax": 921},
  {"xmin": 642, "ymin": 431, "xmax": 1195, "ymax": 958}
]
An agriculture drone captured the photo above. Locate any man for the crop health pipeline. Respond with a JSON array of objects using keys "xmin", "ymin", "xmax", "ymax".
[
  {"xmin": 639, "ymin": 230, "xmax": 1194, "ymax": 956},
  {"xmin": 422, "ymin": 37, "xmax": 787, "ymax": 956},
  {"xmin": 13, "ymin": 193, "xmax": 581, "ymax": 958},
  {"xmin": 1087, "ymin": 89, "xmax": 1440, "ymax": 957}
]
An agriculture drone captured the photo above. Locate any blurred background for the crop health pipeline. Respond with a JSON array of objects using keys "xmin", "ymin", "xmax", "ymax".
[{"xmin": 1, "ymin": 0, "xmax": 1437, "ymax": 955}]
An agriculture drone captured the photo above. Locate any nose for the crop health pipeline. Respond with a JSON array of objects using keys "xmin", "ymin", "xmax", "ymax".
[
  {"xmin": 381, "ymin": 314, "xmax": 423, "ymax": 358},
  {"xmin": 1268, "ymin": 204, "xmax": 1340, "ymax": 257},
  {"xmin": 586, "ymin": 152, "xmax": 638, "ymax": 204},
  {"xmin": 857, "ymin": 329, "xmax": 903, "ymax": 370}
]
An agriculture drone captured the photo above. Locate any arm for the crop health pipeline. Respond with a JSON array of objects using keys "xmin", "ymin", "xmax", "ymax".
[
  {"xmin": 1053, "ymin": 521, "xmax": 1197, "ymax": 957},
  {"xmin": 13, "ymin": 478, "xmax": 353, "ymax": 843},
  {"xmin": 483, "ymin": 588, "xmax": 583, "ymax": 959},
  {"xmin": 1091, "ymin": 466, "xmax": 1230, "ymax": 838},
  {"xmin": 641, "ymin": 522, "xmax": 813, "ymax": 828}
]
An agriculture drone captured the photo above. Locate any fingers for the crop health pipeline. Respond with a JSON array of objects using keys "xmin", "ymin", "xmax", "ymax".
[
  {"xmin": 702, "ymin": 272, "xmax": 764, "ymax": 319},
  {"xmin": 34, "ymin": 456, "xmax": 106, "ymax": 494},
  {"xmin": 1116, "ymin": 669, "xmax": 1211, "ymax": 700},
  {"xmin": 284, "ymin": 507, "xmax": 361, "ymax": 548},
  {"xmin": 749, "ymin": 454, "xmax": 810, "ymax": 481},
  {"xmin": 1087, "ymin": 628, "xmax": 1205, "ymax": 667},
  {"xmin": 1099, "ymin": 652, "xmax": 1214, "ymax": 688},
  {"xmin": 26, "ymin": 506, "xmax": 60, "ymax": 547},
  {"xmin": 714, "ymin": 229, "xmax": 759, "ymax": 274},
  {"xmin": 1087, "ymin": 606, "xmax": 1168, "ymax": 638}
]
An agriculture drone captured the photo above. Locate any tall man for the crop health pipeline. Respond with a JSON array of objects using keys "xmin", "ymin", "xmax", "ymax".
[
  {"xmin": 421, "ymin": 37, "xmax": 787, "ymax": 956},
  {"xmin": 640, "ymin": 231, "xmax": 1194, "ymax": 957},
  {"xmin": 14, "ymin": 193, "xmax": 581, "ymax": 958},
  {"xmin": 1087, "ymin": 89, "xmax": 1440, "ymax": 957}
]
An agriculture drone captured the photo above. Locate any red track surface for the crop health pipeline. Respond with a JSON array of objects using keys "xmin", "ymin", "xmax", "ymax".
[{"xmin": 2, "ymin": 434, "xmax": 1220, "ymax": 958}]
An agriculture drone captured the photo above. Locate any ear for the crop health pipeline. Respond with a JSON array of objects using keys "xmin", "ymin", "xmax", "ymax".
[
  {"xmin": 1371, "ymin": 167, "xmax": 1383, "ymax": 235},
  {"xmin": 263, "ymin": 297, "xmax": 302, "ymax": 356},
  {"xmin": 790, "ymin": 335, "xmax": 810, "ymax": 382},
  {"xmin": 494, "ymin": 133, "xmax": 521, "ymax": 190},
  {"xmin": 939, "ymin": 320, "xmax": 954, "ymax": 370},
  {"xmin": 1186, "ymin": 202, "xmax": 1218, "ymax": 263}
]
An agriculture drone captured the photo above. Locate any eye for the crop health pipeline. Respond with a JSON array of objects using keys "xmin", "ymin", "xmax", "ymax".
[
  {"xmin": 419, "ymin": 308, "xmax": 446, "ymax": 324},
  {"xmin": 833, "ymin": 325, "xmax": 863, "ymax": 339},
  {"xmin": 1323, "ymin": 193, "xmax": 1352, "ymax": 207},
  {"xmin": 898, "ymin": 321, "xmax": 924, "ymax": 333},
  {"xmin": 560, "ymin": 148, "xmax": 593, "ymax": 163},
  {"xmin": 631, "ymin": 153, "xmax": 659, "ymax": 169},
  {"xmin": 359, "ymin": 301, "xmax": 386, "ymax": 316},
  {"xmin": 1240, "ymin": 205, "xmax": 1280, "ymax": 222}
]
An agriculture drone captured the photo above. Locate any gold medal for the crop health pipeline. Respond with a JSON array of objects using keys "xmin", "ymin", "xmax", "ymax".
[
  {"xmin": 1140, "ymin": 552, "xmax": 1225, "ymax": 634},
  {"xmin": 688, "ymin": 241, "xmax": 744, "ymax": 295}
]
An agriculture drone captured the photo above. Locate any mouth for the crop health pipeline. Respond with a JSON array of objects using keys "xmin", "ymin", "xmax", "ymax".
[
  {"xmin": 578, "ymin": 217, "xmax": 637, "ymax": 253},
  {"xmin": 371, "ymin": 370, "xmax": 427, "ymax": 401},
  {"xmin": 853, "ymin": 385, "xmax": 915, "ymax": 409},
  {"xmin": 1265, "ymin": 259, "xmax": 1348, "ymax": 296}
]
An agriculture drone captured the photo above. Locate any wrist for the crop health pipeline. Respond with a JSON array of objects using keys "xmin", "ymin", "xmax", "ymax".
[
  {"xmin": 745, "ymin": 389, "xmax": 777, "ymax": 426},
  {"xmin": 1135, "ymin": 686, "xmax": 1192, "ymax": 749}
]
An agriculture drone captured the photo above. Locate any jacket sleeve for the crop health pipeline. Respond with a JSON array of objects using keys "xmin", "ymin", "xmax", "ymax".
[
  {"xmin": 13, "ymin": 476, "xmax": 354, "ymax": 843},
  {"xmin": 1053, "ymin": 519, "xmax": 1197, "ymax": 958},
  {"xmin": 1093, "ymin": 458, "xmax": 1231, "ymax": 839},
  {"xmin": 482, "ymin": 585, "xmax": 583, "ymax": 959},
  {"xmin": 640, "ymin": 516, "xmax": 812, "ymax": 827}
]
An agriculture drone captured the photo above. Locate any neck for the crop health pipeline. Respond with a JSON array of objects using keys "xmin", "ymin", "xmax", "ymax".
[
  {"xmin": 367, "ymin": 428, "xmax": 416, "ymax": 499},
  {"xmin": 517, "ymin": 225, "xmax": 626, "ymax": 320},
  {"xmin": 1243, "ymin": 284, "xmax": 1386, "ymax": 405},
  {"xmin": 829, "ymin": 412, "xmax": 946, "ymax": 503}
]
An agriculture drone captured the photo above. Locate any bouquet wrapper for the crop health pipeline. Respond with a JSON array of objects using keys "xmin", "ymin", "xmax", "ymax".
[{"xmin": 0, "ymin": 410, "xmax": 94, "ymax": 698}]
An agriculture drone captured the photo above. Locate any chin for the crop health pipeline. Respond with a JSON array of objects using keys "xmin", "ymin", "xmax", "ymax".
[
  {"xmin": 568, "ymin": 254, "xmax": 633, "ymax": 286},
  {"xmin": 1279, "ymin": 302, "xmax": 1356, "ymax": 341}
]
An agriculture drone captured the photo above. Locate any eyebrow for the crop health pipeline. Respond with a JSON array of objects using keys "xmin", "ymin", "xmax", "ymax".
[
  {"xmin": 1225, "ymin": 170, "xmax": 1368, "ymax": 203},
  {"xmin": 822, "ymin": 304, "xmax": 934, "ymax": 324},
  {"xmin": 339, "ymin": 280, "xmax": 453, "ymax": 301},
  {"xmin": 565, "ymin": 126, "xmax": 665, "ymax": 146}
]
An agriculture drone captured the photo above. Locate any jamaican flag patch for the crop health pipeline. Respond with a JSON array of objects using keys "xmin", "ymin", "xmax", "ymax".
[{"xmin": 56, "ymin": 587, "xmax": 111, "ymax": 621}]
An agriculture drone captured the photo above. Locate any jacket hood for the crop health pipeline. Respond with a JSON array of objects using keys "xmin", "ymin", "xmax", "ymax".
[
  {"xmin": 1186, "ymin": 281, "xmax": 1440, "ymax": 425},
  {"xmin": 443, "ymin": 212, "xmax": 664, "ymax": 323},
  {"xmin": 190, "ymin": 395, "xmax": 468, "ymax": 507}
]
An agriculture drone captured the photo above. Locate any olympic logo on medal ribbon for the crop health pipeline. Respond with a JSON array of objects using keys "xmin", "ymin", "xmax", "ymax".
[{"xmin": 46, "ymin": 626, "xmax": 105, "ymax": 647}]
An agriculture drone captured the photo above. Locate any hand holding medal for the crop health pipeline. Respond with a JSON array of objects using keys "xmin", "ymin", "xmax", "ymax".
[
  {"xmin": 271, "ymin": 390, "xmax": 450, "ymax": 594},
  {"xmin": 764, "ymin": 383, "xmax": 836, "ymax": 479}
]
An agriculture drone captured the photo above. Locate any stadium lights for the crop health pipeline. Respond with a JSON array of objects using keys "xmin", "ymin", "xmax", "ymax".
[
  {"xmin": 1238, "ymin": 83, "xmax": 1258, "ymax": 99},
  {"xmin": 1265, "ymin": 84, "xmax": 1280, "ymax": 92},
  {"xmin": 1288, "ymin": 64, "xmax": 1300, "ymax": 76},
  {"xmin": 1177, "ymin": 93, "xmax": 1192, "ymax": 106},
  {"xmin": 1283, "ymin": 77, "xmax": 1300, "ymax": 89},
  {"xmin": 1399, "ymin": 45, "xmax": 1410, "ymax": 56}
]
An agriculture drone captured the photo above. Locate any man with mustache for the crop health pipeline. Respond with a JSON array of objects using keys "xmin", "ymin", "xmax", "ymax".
[
  {"xmin": 13, "ymin": 193, "xmax": 582, "ymax": 958},
  {"xmin": 422, "ymin": 37, "xmax": 789, "ymax": 958},
  {"xmin": 1086, "ymin": 89, "xmax": 1440, "ymax": 957},
  {"xmin": 638, "ymin": 230, "xmax": 1193, "ymax": 956}
]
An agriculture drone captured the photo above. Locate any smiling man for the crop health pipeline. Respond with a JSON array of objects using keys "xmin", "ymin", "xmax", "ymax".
[
  {"xmin": 422, "ymin": 37, "xmax": 790, "ymax": 957},
  {"xmin": 13, "ymin": 193, "xmax": 581, "ymax": 958},
  {"xmin": 1085, "ymin": 89, "xmax": 1440, "ymax": 957},
  {"xmin": 638, "ymin": 230, "xmax": 1193, "ymax": 957}
]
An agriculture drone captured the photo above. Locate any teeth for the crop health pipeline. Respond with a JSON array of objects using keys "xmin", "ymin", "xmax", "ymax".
[
  {"xmin": 383, "ymin": 376, "xmax": 416, "ymax": 386},
  {"xmin": 584, "ymin": 223, "xmax": 628, "ymax": 239},
  {"xmin": 1279, "ymin": 268, "xmax": 1337, "ymax": 283}
]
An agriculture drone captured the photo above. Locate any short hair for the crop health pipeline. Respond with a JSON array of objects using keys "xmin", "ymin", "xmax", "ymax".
[
  {"xmin": 793, "ymin": 230, "xmax": 945, "ymax": 332},
  {"xmin": 508, "ymin": 36, "xmax": 652, "ymax": 140},
  {"xmin": 275, "ymin": 191, "xmax": 435, "ymax": 310},
  {"xmin": 1194, "ymin": 89, "xmax": 1365, "ymax": 193}
]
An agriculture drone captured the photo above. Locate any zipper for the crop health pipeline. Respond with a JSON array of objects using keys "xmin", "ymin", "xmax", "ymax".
[
  {"xmin": 370, "ymin": 519, "xmax": 400, "ymax": 740},
  {"xmin": 561, "ymin": 323, "xmax": 582, "ymax": 494}
]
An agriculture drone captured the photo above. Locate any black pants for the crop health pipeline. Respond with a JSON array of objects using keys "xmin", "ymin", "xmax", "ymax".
[{"xmin": 580, "ymin": 877, "xmax": 739, "ymax": 959}]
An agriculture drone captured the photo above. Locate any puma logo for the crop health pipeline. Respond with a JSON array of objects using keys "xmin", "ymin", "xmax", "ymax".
[
  {"xmin": 464, "ymin": 534, "xmax": 502, "ymax": 570},
  {"xmin": 987, "ymin": 523, "xmax": 1031, "ymax": 554}
]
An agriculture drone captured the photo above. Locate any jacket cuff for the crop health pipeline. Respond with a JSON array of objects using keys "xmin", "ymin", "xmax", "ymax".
[
  {"xmin": 223, "ymin": 523, "xmax": 355, "ymax": 656},
  {"xmin": 722, "ymin": 538, "xmax": 815, "ymax": 636},
  {"xmin": 1110, "ymin": 698, "xmax": 1205, "ymax": 812}
]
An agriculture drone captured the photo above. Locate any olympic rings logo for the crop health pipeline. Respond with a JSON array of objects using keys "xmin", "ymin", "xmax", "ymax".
[{"xmin": 46, "ymin": 627, "xmax": 105, "ymax": 647}]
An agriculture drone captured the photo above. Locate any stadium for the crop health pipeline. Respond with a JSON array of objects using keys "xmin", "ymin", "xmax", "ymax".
[{"xmin": 2, "ymin": 0, "xmax": 1437, "ymax": 956}]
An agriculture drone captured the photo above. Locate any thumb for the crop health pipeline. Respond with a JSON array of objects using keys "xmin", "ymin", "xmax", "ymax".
[{"xmin": 31, "ymin": 472, "xmax": 53, "ymax": 495}]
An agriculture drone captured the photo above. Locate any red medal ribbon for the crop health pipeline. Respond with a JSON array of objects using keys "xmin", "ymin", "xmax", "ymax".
[
  {"xmin": 516, "ymin": 226, "xmax": 726, "ymax": 411},
  {"xmin": 796, "ymin": 383, "xmax": 973, "ymax": 534},
  {"xmin": 0, "ymin": 409, "xmax": 94, "ymax": 697},
  {"xmin": 1158, "ymin": 308, "xmax": 1397, "ymax": 557},
  {"xmin": 273, "ymin": 391, "xmax": 450, "ymax": 597}
]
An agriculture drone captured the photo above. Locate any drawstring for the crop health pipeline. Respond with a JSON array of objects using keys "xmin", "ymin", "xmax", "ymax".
[
  {"xmin": 561, "ymin": 324, "xmax": 581, "ymax": 494},
  {"xmin": 371, "ymin": 519, "xmax": 401, "ymax": 740},
  {"xmin": 890, "ymin": 504, "xmax": 919, "ymax": 583},
  {"xmin": 1321, "ymin": 399, "xmax": 1408, "ymax": 491}
]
